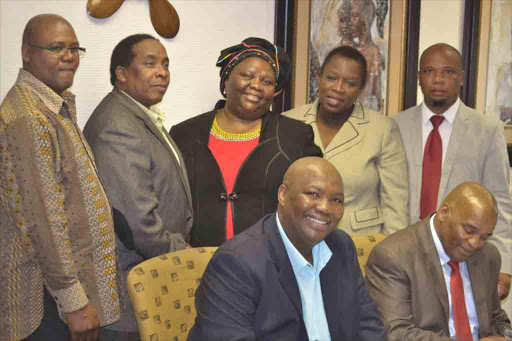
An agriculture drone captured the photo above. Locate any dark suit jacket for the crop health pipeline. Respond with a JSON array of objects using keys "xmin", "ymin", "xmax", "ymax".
[
  {"xmin": 366, "ymin": 218, "xmax": 511, "ymax": 341},
  {"xmin": 83, "ymin": 88, "xmax": 193, "ymax": 330},
  {"xmin": 187, "ymin": 214, "xmax": 387, "ymax": 341},
  {"xmin": 170, "ymin": 102, "xmax": 322, "ymax": 246}
]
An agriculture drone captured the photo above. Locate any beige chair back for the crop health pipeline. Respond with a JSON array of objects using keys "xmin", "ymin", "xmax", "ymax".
[
  {"xmin": 351, "ymin": 234, "xmax": 386, "ymax": 277},
  {"xmin": 127, "ymin": 247, "xmax": 217, "ymax": 341}
]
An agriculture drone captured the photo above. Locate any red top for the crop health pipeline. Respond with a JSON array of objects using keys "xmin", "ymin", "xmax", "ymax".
[{"xmin": 208, "ymin": 133, "xmax": 259, "ymax": 240}]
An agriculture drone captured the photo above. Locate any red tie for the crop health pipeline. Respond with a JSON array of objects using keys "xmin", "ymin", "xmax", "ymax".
[
  {"xmin": 420, "ymin": 115, "xmax": 445, "ymax": 219},
  {"xmin": 448, "ymin": 261, "xmax": 472, "ymax": 341}
]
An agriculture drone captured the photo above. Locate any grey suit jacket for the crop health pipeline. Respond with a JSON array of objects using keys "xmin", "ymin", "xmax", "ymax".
[
  {"xmin": 393, "ymin": 102, "xmax": 512, "ymax": 274},
  {"xmin": 366, "ymin": 219, "xmax": 511, "ymax": 341},
  {"xmin": 83, "ymin": 88, "xmax": 193, "ymax": 331}
]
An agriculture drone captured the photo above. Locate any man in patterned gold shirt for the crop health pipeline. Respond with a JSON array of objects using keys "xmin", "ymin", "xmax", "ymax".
[{"xmin": 0, "ymin": 14, "xmax": 120, "ymax": 341}]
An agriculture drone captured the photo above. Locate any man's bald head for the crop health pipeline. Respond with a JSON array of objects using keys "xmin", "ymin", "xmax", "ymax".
[
  {"xmin": 21, "ymin": 14, "xmax": 79, "ymax": 95},
  {"xmin": 282, "ymin": 157, "xmax": 343, "ymax": 192},
  {"xmin": 277, "ymin": 157, "xmax": 344, "ymax": 262},
  {"xmin": 441, "ymin": 182, "xmax": 498, "ymax": 218},
  {"xmin": 420, "ymin": 43, "xmax": 463, "ymax": 70},
  {"xmin": 434, "ymin": 182, "xmax": 498, "ymax": 262},
  {"xmin": 22, "ymin": 14, "xmax": 73, "ymax": 46}
]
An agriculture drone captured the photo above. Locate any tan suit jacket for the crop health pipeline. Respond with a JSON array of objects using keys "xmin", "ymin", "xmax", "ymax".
[
  {"xmin": 284, "ymin": 100, "xmax": 409, "ymax": 234},
  {"xmin": 393, "ymin": 102, "xmax": 512, "ymax": 274},
  {"xmin": 366, "ymin": 219, "xmax": 511, "ymax": 341}
]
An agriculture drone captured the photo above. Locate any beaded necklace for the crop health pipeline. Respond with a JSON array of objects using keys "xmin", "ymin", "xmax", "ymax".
[{"xmin": 210, "ymin": 116, "xmax": 261, "ymax": 142}]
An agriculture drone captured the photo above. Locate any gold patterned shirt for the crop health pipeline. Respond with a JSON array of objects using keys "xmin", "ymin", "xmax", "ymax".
[{"xmin": 0, "ymin": 69, "xmax": 120, "ymax": 340}]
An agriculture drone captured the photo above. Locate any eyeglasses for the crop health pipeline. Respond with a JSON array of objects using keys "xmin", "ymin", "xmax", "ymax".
[{"xmin": 27, "ymin": 44, "xmax": 87, "ymax": 58}]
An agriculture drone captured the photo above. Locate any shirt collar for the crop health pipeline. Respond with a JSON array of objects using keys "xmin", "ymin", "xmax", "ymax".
[
  {"xmin": 421, "ymin": 98, "xmax": 459, "ymax": 126},
  {"xmin": 17, "ymin": 68, "xmax": 76, "ymax": 116},
  {"xmin": 429, "ymin": 213, "xmax": 451, "ymax": 267},
  {"xmin": 118, "ymin": 88, "xmax": 166, "ymax": 127},
  {"xmin": 276, "ymin": 213, "xmax": 332, "ymax": 273}
]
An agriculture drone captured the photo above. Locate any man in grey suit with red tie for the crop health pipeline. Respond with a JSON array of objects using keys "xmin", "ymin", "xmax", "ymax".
[
  {"xmin": 393, "ymin": 43, "xmax": 512, "ymax": 299},
  {"xmin": 366, "ymin": 182, "xmax": 511, "ymax": 341}
]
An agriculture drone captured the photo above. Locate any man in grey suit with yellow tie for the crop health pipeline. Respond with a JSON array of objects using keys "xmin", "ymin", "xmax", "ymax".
[
  {"xmin": 84, "ymin": 34, "xmax": 193, "ymax": 340},
  {"xmin": 367, "ymin": 182, "xmax": 511, "ymax": 341},
  {"xmin": 393, "ymin": 43, "xmax": 512, "ymax": 299}
]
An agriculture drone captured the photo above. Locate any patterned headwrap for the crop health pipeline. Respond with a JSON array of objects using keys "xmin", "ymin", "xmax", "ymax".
[{"xmin": 216, "ymin": 37, "xmax": 291, "ymax": 98}]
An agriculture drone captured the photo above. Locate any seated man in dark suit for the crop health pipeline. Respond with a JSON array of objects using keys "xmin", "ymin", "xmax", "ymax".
[
  {"xmin": 367, "ymin": 182, "xmax": 511, "ymax": 341},
  {"xmin": 187, "ymin": 157, "xmax": 386, "ymax": 341}
]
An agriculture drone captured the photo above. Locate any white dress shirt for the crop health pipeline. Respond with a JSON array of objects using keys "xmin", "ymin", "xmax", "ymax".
[
  {"xmin": 421, "ymin": 99, "xmax": 460, "ymax": 165},
  {"xmin": 430, "ymin": 214, "xmax": 479, "ymax": 340}
]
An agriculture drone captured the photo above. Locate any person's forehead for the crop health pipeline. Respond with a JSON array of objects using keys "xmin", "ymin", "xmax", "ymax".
[
  {"xmin": 235, "ymin": 56, "xmax": 273, "ymax": 71},
  {"xmin": 36, "ymin": 20, "xmax": 77, "ymax": 42},
  {"xmin": 133, "ymin": 39, "xmax": 167, "ymax": 58},
  {"xmin": 421, "ymin": 49, "xmax": 459, "ymax": 66},
  {"xmin": 295, "ymin": 169, "xmax": 343, "ymax": 190}
]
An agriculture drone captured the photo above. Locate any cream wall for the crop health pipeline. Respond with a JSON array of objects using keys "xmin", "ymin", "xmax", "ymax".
[
  {"xmin": 416, "ymin": 0, "xmax": 465, "ymax": 105},
  {"xmin": 0, "ymin": 0, "xmax": 275, "ymax": 129}
]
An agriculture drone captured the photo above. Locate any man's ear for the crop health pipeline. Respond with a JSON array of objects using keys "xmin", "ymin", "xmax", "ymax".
[
  {"xmin": 459, "ymin": 70, "xmax": 465, "ymax": 88},
  {"xmin": 22, "ymin": 45, "xmax": 31, "ymax": 64},
  {"xmin": 277, "ymin": 184, "xmax": 288, "ymax": 207},
  {"xmin": 438, "ymin": 203, "xmax": 450, "ymax": 222},
  {"xmin": 115, "ymin": 66, "xmax": 127, "ymax": 84}
]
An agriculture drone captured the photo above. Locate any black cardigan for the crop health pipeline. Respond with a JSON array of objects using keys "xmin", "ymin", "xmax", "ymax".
[{"xmin": 170, "ymin": 105, "xmax": 322, "ymax": 246}]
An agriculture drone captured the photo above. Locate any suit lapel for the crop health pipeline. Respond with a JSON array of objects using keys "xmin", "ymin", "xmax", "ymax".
[
  {"xmin": 320, "ymin": 236, "xmax": 344, "ymax": 341},
  {"xmin": 267, "ymin": 215, "xmax": 303, "ymax": 318},
  {"xmin": 162, "ymin": 129, "xmax": 193, "ymax": 208},
  {"xmin": 437, "ymin": 103, "xmax": 470, "ymax": 203},
  {"xmin": 467, "ymin": 252, "xmax": 490, "ymax": 331},
  {"xmin": 112, "ymin": 88, "xmax": 193, "ymax": 208},
  {"xmin": 301, "ymin": 101, "xmax": 368, "ymax": 157},
  {"xmin": 410, "ymin": 106, "xmax": 425, "ymax": 200},
  {"xmin": 418, "ymin": 220, "xmax": 450, "ymax": 322},
  {"xmin": 323, "ymin": 102, "xmax": 368, "ymax": 157}
]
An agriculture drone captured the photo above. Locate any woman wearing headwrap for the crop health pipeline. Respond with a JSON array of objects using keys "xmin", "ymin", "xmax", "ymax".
[
  {"xmin": 284, "ymin": 46, "xmax": 408, "ymax": 236},
  {"xmin": 170, "ymin": 37, "xmax": 322, "ymax": 247}
]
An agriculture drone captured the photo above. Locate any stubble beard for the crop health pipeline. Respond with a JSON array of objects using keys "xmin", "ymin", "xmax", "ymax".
[{"xmin": 432, "ymin": 99, "xmax": 447, "ymax": 108}]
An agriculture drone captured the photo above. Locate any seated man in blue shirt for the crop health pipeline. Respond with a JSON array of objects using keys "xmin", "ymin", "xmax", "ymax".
[{"xmin": 187, "ymin": 157, "xmax": 387, "ymax": 341}]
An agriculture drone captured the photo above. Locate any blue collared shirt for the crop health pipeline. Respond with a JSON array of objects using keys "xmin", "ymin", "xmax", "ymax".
[
  {"xmin": 276, "ymin": 213, "xmax": 332, "ymax": 341},
  {"xmin": 430, "ymin": 214, "xmax": 479, "ymax": 340}
]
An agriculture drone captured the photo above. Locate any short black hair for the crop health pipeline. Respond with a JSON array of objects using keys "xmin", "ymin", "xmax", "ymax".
[
  {"xmin": 320, "ymin": 46, "xmax": 368, "ymax": 89},
  {"xmin": 110, "ymin": 34, "xmax": 157, "ymax": 86}
]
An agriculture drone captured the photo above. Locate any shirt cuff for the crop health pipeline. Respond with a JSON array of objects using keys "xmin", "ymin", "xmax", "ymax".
[{"xmin": 50, "ymin": 281, "xmax": 89, "ymax": 313}]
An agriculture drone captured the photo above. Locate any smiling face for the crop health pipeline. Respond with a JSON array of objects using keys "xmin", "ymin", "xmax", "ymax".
[
  {"xmin": 277, "ymin": 159, "xmax": 344, "ymax": 261},
  {"xmin": 116, "ymin": 39, "xmax": 170, "ymax": 108},
  {"xmin": 418, "ymin": 45, "xmax": 464, "ymax": 115},
  {"xmin": 436, "ymin": 198, "xmax": 497, "ymax": 262},
  {"xmin": 22, "ymin": 19, "xmax": 80, "ymax": 95},
  {"xmin": 224, "ymin": 57, "xmax": 276, "ymax": 122},
  {"xmin": 317, "ymin": 55, "xmax": 364, "ymax": 117}
]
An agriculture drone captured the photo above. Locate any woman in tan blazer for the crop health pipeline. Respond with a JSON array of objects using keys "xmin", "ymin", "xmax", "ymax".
[{"xmin": 284, "ymin": 46, "xmax": 408, "ymax": 235}]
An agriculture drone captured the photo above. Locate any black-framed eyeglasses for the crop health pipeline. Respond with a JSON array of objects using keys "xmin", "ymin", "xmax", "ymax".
[{"xmin": 27, "ymin": 44, "xmax": 86, "ymax": 58}]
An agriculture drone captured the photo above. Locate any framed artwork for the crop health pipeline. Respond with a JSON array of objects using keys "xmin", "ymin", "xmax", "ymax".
[
  {"xmin": 274, "ymin": 0, "xmax": 295, "ymax": 114},
  {"xmin": 469, "ymin": 0, "xmax": 512, "ymax": 144},
  {"xmin": 286, "ymin": 0, "xmax": 412, "ymax": 116}
]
